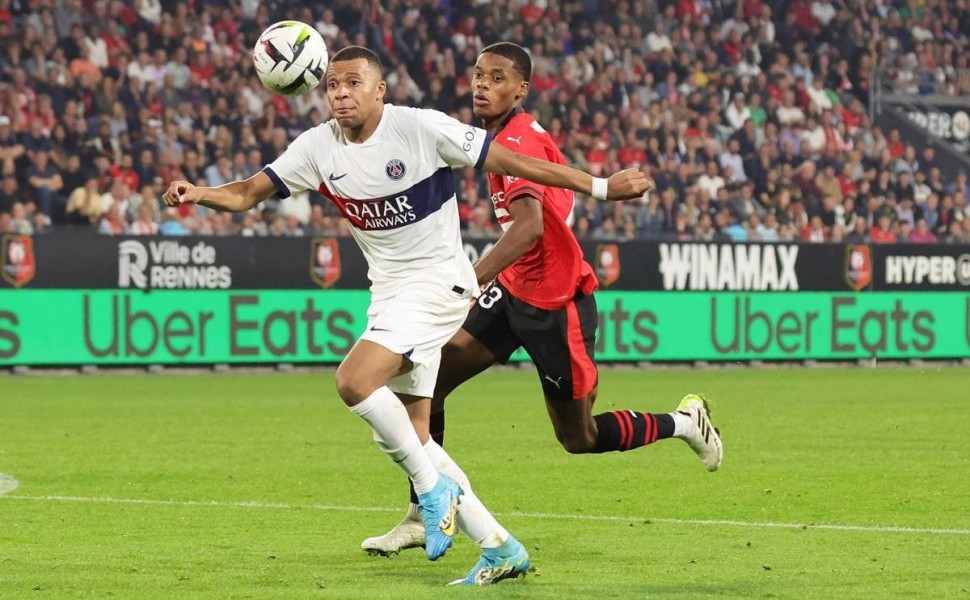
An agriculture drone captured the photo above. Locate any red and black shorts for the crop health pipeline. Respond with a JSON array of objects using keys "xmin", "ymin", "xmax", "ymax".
[{"xmin": 462, "ymin": 280, "xmax": 598, "ymax": 401}]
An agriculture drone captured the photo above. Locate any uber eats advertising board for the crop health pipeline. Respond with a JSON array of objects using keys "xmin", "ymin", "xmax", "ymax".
[{"xmin": 1, "ymin": 235, "xmax": 968, "ymax": 365}]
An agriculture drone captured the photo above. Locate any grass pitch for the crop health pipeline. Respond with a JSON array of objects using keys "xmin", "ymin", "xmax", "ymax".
[{"xmin": 1, "ymin": 367, "xmax": 968, "ymax": 599}]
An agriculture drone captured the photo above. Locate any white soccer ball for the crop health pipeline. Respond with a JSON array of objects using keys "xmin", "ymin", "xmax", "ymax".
[{"xmin": 253, "ymin": 21, "xmax": 329, "ymax": 96}]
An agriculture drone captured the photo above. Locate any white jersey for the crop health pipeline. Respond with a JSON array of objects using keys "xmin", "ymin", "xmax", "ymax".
[{"xmin": 264, "ymin": 104, "xmax": 493, "ymax": 298}]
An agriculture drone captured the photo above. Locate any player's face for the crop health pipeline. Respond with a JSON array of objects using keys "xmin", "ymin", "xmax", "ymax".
[
  {"xmin": 325, "ymin": 58, "xmax": 386, "ymax": 129},
  {"xmin": 472, "ymin": 53, "xmax": 528, "ymax": 121}
]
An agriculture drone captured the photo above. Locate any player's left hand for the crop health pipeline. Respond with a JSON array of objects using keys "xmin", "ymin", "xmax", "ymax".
[
  {"xmin": 163, "ymin": 180, "xmax": 203, "ymax": 206},
  {"xmin": 606, "ymin": 169, "xmax": 654, "ymax": 200}
]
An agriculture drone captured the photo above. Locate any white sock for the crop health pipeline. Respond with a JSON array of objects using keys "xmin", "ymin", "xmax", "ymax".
[
  {"xmin": 348, "ymin": 387, "xmax": 438, "ymax": 494},
  {"xmin": 672, "ymin": 411, "xmax": 693, "ymax": 437},
  {"xmin": 423, "ymin": 439, "xmax": 509, "ymax": 549}
]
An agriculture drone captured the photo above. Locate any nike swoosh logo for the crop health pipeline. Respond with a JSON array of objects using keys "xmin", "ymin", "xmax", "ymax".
[
  {"xmin": 439, "ymin": 502, "xmax": 458, "ymax": 536},
  {"xmin": 329, "ymin": 173, "xmax": 348, "ymax": 181},
  {"xmin": 369, "ymin": 326, "xmax": 390, "ymax": 332}
]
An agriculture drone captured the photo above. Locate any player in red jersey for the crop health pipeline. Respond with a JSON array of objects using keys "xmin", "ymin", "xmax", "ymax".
[{"xmin": 363, "ymin": 43, "xmax": 723, "ymax": 557}]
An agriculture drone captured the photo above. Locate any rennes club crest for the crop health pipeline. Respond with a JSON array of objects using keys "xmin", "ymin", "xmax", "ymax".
[
  {"xmin": 844, "ymin": 244, "xmax": 872, "ymax": 291},
  {"xmin": 1, "ymin": 235, "xmax": 36, "ymax": 288},
  {"xmin": 595, "ymin": 244, "xmax": 620, "ymax": 287},
  {"xmin": 310, "ymin": 238, "xmax": 341, "ymax": 288}
]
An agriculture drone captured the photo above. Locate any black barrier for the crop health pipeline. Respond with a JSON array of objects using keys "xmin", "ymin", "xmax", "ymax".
[
  {"xmin": 902, "ymin": 105, "xmax": 970, "ymax": 155},
  {"xmin": 0, "ymin": 231, "xmax": 369, "ymax": 290},
  {"xmin": 3, "ymin": 232, "xmax": 970, "ymax": 293},
  {"xmin": 583, "ymin": 241, "xmax": 850, "ymax": 291},
  {"xmin": 874, "ymin": 245, "xmax": 970, "ymax": 291}
]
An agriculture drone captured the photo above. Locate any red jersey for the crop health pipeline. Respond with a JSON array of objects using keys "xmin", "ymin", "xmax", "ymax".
[{"xmin": 487, "ymin": 111, "xmax": 597, "ymax": 310}]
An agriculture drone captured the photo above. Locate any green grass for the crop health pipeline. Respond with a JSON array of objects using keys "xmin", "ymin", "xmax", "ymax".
[{"xmin": 1, "ymin": 367, "xmax": 969, "ymax": 599}]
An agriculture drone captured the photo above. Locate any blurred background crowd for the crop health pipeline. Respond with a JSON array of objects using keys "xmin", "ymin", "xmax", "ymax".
[{"xmin": 0, "ymin": 0, "xmax": 969, "ymax": 244}]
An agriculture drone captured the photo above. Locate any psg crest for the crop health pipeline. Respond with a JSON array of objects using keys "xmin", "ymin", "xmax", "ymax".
[
  {"xmin": 385, "ymin": 159, "xmax": 406, "ymax": 180},
  {"xmin": 1, "ymin": 234, "xmax": 35, "ymax": 288},
  {"xmin": 844, "ymin": 244, "xmax": 872, "ymax": 291},
  {"xmin": 595, "ymin": 244, "xmax": 620, "ymax": 287},
  {"xmin": 310, "ymin": 238, "xmax": 341, "ymax": 288}
]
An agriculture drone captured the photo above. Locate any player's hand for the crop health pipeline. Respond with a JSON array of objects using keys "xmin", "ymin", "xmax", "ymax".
[
  {"xmin": 606, "ymin": 169, "xmax": 654, "ymax": 201},
  {"xmin": 163, "ymin": 180, "xmax": 202, "ymax": 206}
]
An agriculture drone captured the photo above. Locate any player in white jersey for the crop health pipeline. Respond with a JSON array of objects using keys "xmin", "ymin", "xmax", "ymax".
[{"xmin": 163, "ymin": 46, "xmax": 650, "ymax": 585}]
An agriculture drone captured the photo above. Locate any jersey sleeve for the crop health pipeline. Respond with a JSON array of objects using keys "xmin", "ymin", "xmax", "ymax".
[
  {"xmin": 418, "ymin": 109, "xmax": 493, "ymax": 169},
  {"xmin": 262, "ymin": 129, "xmax": 321, "ymax": 199}
]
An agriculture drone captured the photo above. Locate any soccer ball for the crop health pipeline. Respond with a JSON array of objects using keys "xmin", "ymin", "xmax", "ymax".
[{"xmin": 253, "ymin": 21, "xmax": 329, "ymax": 96}]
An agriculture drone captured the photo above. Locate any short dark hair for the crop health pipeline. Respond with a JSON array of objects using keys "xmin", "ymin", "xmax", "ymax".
[
  {"xmin": 329, "ymin": 45, "xmax": 384, "ymax": 77},
  {"xmin": 480, "ymin": 42, "xmax": 531, "ymax": 82}
]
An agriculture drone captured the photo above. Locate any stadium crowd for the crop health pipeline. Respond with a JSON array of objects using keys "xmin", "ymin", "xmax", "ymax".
[{"xmin": 0, "ymin": 0, "xmax": 969, "ymax": 244}]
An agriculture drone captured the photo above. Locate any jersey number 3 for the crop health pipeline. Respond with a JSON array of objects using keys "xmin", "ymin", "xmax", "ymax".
[{"xmin": 478, "ymin": 284, "xmax": 504, "ymax": 309}]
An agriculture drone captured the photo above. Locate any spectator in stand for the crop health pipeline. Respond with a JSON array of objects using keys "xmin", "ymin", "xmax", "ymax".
[
  {"xmin": 896, "ymin": 197, "xmax": 917, "ymax": 228},
  {"xmin": 940, "ymin": 221, "xmax": 964, "ymax": 244},
  {"xmin": 719, "ymin": 139, "xmax": 747, "ymax": 183},
  {"xmin": 65, "ymin": 177, "xmax": 101, "ymax": 224},
  {"xmin": 8, "ymin": 202, "xmax": 32, "ymax": 234},
  {"xmin": 697, "ymin": 161, "xmax": 726, "ymax": 200},
  {"xmin": 0, "ymin": 174, "xmax": 18, "ymax": 215},
  {"xmin": 806, "ymin": 78, "xmax": 833, "ymax": 115},
  {"xmin": 910, "ymin": 218, "xmax": 938, "ymax": 243},
  {"xmin": 762, "ymin": 214, "xmax": 782, "ymax": 242},
  {"xmin": 158, "ymin": 208, "xmax": 189, "ymax": 235},
  {"xmin": 724, "ymin": 92, "xmax": 751, "ymax": 131},
  {"xmin": 466, "ymin": 204, "xmax": 499, "ymax": 239},
  {"xmin": 919, "ymin": 193, "xmax": 940, "ymax": 231},
  {"xmin": 935, "ymin": 194, "xmax": 959, "ymax": 236},
  {"xmin": 96, "ymin": 203, "xmax": 125, "ymax": 235},
  {"xmin": 721, "ymin": 210, "xmax": 749, "ymax": 242},
  {"xmin": 844, "ymin": 215, "xmax": 869, "ymax": 243},
  {"xmin": 26, "ymin": 152, "xmax": 64, "ymax": 218},
  {"xmin": 870, "ymin": 215, "xmax": 897, "ymax": 243},
  {"xmin": 0, "ymin": 0, "xmax": 964, "ymax": 244},
  {"xmin": 776, "ymin": 90, "xmax": 806, "ymax": 127},
  {"xmin": 800, "ymin": 214, "xmax": 826, "ymax": 242},
  {"xmin": 591, "ymin": 216, "xmax": 620, "ymax": 241},
  {"xmin": 126, "ymin": 183, "xmax": 161, "ymax": 224},
  {"xmin": 948, "ymin": 172, "xmax": 970, "ymax": 207},
  {"xmin": 128, "ymin": 201, "xmax": 159, "ymax": 235},
  {"xmin": 897, "ymin": 220, "xmax": 913, "ymax": 243},
  {"xmin": 815, "ymin": 164, "xmax": 841, "ymax": 204},
  {"xmin": 895, "ymin": 144, "xmax": 919, "ymax": 175}
]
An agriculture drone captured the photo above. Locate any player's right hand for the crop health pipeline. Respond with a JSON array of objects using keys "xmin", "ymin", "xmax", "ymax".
[
  {"xmin": 606, "ymin": 169, "xmax": 654, "ymax": 201},
  {"xmin": 163, "ymin": 180, "xmax": 201, "ymax": 206}
]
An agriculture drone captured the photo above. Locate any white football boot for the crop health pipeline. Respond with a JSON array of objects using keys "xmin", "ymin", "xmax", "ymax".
[
  {"xmin": 676, "ymin": 394, "xmax": 723, "ymax": 472},
  {"xmin": 361, "ymin": 503, "xmax": 425, "ymax": 557}
]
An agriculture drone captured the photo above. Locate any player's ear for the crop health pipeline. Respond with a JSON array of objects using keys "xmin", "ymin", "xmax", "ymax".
[
  {"xmin": 515, "ymin": 80, "xmax": 530, "ymax": 103},
  {"xmin": 376, "ymin": 79, "xmax": 386, "ymax": 102}
]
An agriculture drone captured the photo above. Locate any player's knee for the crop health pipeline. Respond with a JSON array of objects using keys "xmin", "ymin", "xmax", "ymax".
[{"xmin": 334, "ymin": 367, "xmax": 371, "ymax": 406}]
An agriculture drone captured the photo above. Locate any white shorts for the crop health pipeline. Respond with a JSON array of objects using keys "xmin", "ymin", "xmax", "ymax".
[{"xmin": 359, "ymin": 283, "xmax": 472, "ymax": 398}]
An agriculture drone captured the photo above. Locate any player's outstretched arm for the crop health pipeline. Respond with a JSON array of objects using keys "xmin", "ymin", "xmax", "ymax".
[
  {"xmin": 162, "ymin": 171, "xmax": 277, "ymax": 212},
  {"xmin": 473, "ymin": 195, "xmax": 543, "ymax": 286},
  {"xmin": 481, "ymin": 143, "xmax": 652, "ymax": 201}
]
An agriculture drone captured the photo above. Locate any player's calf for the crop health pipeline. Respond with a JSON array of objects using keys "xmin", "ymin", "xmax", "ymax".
[
  {"xmin": 549, "ymin": 393, "xmax": 679, "ymax": 454},
  {"xmin": 554, "ymin": 424, "xmax": 598, "ymax": 454}
]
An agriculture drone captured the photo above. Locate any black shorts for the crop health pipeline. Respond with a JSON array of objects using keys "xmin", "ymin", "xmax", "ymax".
[{"xmin": 463, "ymin": 280, "xmax": 598, "ymax": 401}]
